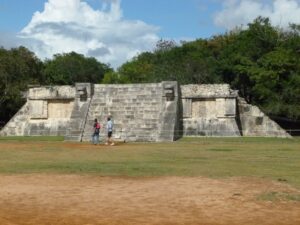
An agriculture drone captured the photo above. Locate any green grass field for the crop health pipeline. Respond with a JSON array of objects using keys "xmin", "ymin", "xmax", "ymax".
[{"xmin": 1, "ymin": 137, "xmax": 300, "ymax": 188}]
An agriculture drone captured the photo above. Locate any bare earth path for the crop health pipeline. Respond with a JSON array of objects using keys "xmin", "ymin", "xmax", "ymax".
[{"xmin": 0, "ymin": 175, "xmax": 300, "ymax": 225}]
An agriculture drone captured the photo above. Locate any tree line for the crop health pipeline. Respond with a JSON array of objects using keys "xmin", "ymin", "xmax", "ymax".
[
  {"xmin": 0, "ymin": 49, "xmax": 112, "ymax": 122},
  {"xmin": 0, "ymin": 17, "xmax": 299, "ymax": 125},
  {"xmin": 106, "ymin": 17, "xmax": 300, "ymax": 122}
]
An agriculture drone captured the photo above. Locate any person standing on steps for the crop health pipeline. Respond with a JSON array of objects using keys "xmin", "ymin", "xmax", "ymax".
[
  {"xmin": 105, "ymin": 117, "xmax": 114, "ymax": 146},
  {"xmin": 92, "ymin": 118, "xmax": 101, "ymax": 145}
]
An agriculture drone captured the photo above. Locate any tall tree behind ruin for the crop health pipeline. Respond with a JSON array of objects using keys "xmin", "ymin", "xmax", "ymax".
[
  {"xmin": 109, "ymin": 17, "xmax": 300, "ymax": 121},
  {"xmin": 0, "ymin": 48, "xmax": 112, "ymax": 124},
  {"xmin": 42, "ymin": 52, "xmax": 113, "ymax": 85},
  {"xmin": 0, "ymin": 46, "xmax": 43, "ymax": 123}
]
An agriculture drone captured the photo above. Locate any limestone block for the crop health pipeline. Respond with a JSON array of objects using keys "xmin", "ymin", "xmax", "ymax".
[
  {"xmin": 82, "ymin": 82, "xmax": 166, "ymax": 142},
  {"xmin": 216, "ymin": 98, "xmax": 225, "ymax": 117},
  {"xmin": 225, "ymin": 98, "xmax": 236, "ymax": 117},
  {"xmin": 183, "ymin": 118, "xmax": 240, "ymax": 137},
  {"xmin": 237, "ymin": 98, "xmax": 290, "ymax": 137},
  {"xmin": 75, "ymin": 83, "xmax": 93, "ymax": 100},
  {"xmin": 250, "ymin": 106, "xmax": 264, "ymax": 117},
  {"xmin": 29, "ymin": 100, "xmax": 48, "ymax": 119},
  {"xmin": 182, "ymin": 99, "xmax": 192, "ymax": 118},
  {"xmin": 48, "ymin": 100, "xmax": 74, "ymax": 119},
  {"xmin": 181, "ymin": 84, "xmax": 233, "ymax": 98},
  {"xmin": 158, "ymin": 81, "xmax": 179, "ymax": 141},
  {"xmin": 28, "ymin": 86, "xmax": 75, "ymax": 100},
  {"xmin": 26, "ymin": 119, "xmax": 70, "ymax": 136},
  {"xmin": 192, "ymin": 99, "xmax": 217, "ymax": 119},
  {"xmin": 3, "ymin": 82, "xmax": 291, "ymax": 141}
]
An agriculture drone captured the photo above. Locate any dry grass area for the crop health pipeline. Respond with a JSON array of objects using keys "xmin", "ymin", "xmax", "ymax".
[{"xmin": 1, "ymin": 175, "xmax": 300, "ymax": 225}]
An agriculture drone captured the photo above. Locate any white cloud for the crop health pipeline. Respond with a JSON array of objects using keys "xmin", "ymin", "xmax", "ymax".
[
  {"xmin": 19, "ymin": 0, "xmax": 160, "ymax": 68},
  {"xmin": 214, "ymin": 0, "xmax": 300, "ymax": 30}
]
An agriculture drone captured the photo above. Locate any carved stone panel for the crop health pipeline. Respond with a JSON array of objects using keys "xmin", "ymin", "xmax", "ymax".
[
  {"xmin": 48, "ymin": 100, "xmax": 74, "ymax": 119},
  {"xmin": 225, "ymin": 98, "xmax": 236, "ymax": 117},
  {"xmin": 30, "ymin": 100, "xmax": 48, "ymax": 119},
  {"xmin": 192, "ymin": 99, "xmax": 217, "ymax": 119},
  {"xmin": 182, "ymin": 99, "xmax": 192, "ymax": 118}
]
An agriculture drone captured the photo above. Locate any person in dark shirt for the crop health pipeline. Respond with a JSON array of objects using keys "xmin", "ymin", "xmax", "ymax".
[{"xmin": 92, "ymin": 118, "xmax": 101, "ymax": 145}]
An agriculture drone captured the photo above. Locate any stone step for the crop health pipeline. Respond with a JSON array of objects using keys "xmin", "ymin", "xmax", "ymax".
[
  {"xmin": 80, "ymin": 88, "xmax": 164, "ymax": 143},
  {"xmin": 89, "ymin": 109, "xmax": 159, "ymax": 114},
  {"xmin": 91, "ymin": 103, "xmax": 161, "ymax": 106},
  {"xmin": 86, "ymin": 115, "xmax": 159, "ymax": 120},
  {"xmin": 70, "ymin": 111, "xmax": 83, "ymax": 116},
  {"xmin": 94, "ymin": 87, "xmax": 161, "ymax": 91},
  {"xmin": 69, "ymin": 130, "xmax": 82, "ymax": 135},
  {"xmin": 91, "ymin": 97, "xmax": 153, "ymax": 100},
  {"xmin": 88, "ymin": 110, "xmax": 160, "ymax": 114}
]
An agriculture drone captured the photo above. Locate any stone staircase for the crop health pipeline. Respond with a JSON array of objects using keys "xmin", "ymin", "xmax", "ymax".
[
  {"xmin": 64, "ymin": 99, "xmax": 91, "ymax": 141},
  {"xmin": 0, "ymin": 81, "xmax": 178, "ymax": 141},
  {"xmin": 64, "ymin": 83, "xmax": 93, "ymax": 141},
  {"xmin": 81, "ymin": 84, "xmax": 164, "ymax": 142}
]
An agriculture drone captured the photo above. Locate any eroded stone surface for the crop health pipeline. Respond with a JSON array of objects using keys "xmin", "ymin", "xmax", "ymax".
[{"xmin": 0, "ymin": 82, "xmax": 290, "ymax": 140}]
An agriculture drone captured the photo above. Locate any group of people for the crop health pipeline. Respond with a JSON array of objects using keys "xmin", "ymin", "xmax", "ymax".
[{"xmin": 92, "ymin": 117, "xmax": 114, "ymax": 146}]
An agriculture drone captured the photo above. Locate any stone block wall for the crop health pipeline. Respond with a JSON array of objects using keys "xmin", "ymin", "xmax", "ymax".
[
  {"xmin": 237, "ymin": 98, "xmax": 290, "ymax": 137},
  {"xmin": 81, "ymin": 81, "xmax": 179, "ymax": 142},
  {"xmin": 28, "ymin": 86, "xmax": 75, "ymax": 99},
  {"xmin": 181, "ymin": 84, "xmax": 241, "ymax": 137},
  {"xmin": 158, "ymin": 82, "xmax": 180, "ymax": 141},
  {"xmin": 181, "ymin": 84, "xmax": 233, "ymax": 98},
  {"xmin": 0, "ymin": 86, "xmax": 76, "ymax": 137},
  {"xmin": 0, "ymin": 82, "xmax": 290, "ymax": 140},
  {"xmin": 183, "ymin": 118, "xmax": 240, "ymax": 136},
  {"xmin": 65, "ymin": 83, "xmax": 93, "ymax": 141}
]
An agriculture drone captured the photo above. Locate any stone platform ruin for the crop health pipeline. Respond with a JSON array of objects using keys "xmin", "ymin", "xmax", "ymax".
[{"xmin": 0, "ymin": 82, "xmax": 290, "ymax": 141}]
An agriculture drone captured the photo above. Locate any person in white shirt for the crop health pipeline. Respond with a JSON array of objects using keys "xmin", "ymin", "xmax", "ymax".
[{"xmin": 105, "ymin": 117, "xmax": 114, "ymax": 146}]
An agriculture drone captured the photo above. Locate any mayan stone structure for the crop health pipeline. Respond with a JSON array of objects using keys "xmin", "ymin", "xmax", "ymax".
[{"xmin": 0, "ymin": 82, "xmax": 290, "ymax": 141}]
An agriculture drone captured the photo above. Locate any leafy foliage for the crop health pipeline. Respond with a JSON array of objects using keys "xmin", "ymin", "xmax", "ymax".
[
  {"xmin": 0, "ymin": 49, "xmax": 111, "ymax": 123},
  {"xmin": 0, "ymin": 17, "xmax": 299, "ymax": 124},
  {"xmin": 110, "ymin": 17, "xmax": 300, "ymax": 120},
  {"xmin": 216, "ymin": 17, "xmax": 300, "ymax": 120},
  {"xmin": 112, "ymin": 40, "xmax": 220, "ymax": 84},
  {"xmin": 43, "ymin": 52, "xmax": 112, "ymax": 85},
  {"xmin": 0, "ymin": 46, "xmax": 43, "ymax": 122}
]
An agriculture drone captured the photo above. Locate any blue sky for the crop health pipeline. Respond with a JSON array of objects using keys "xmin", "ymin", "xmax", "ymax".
[
  {"xmin": 0, "ymin": 0, "xmax": 223, "ymax": 38},
  {"xmin": 0, "ymin": 0, "xmax": 44, "ymax": 31},
  {"xmin": 120, "ymin": 0, "xmax": 224, "ymax": 39},
  {"xmin": 1, "ymin": 0, "xmax": 300, "ymax": 68}
]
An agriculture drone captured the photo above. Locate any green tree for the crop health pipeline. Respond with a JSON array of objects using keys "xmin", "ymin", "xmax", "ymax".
[
  {"xmin": 216, "ymin": 18, "xmax": 300, "ymax": 119},
  {"xmin": 43, "ymin": 52, "xmax": 112, "ymax": 85},
  {"xmin": 102, "ymin": 71, "xmax": 129, "ymax": 84},
  {"xmin": 252, "ymin": 48, "xmax": 299, "ymax": 119},
  {"xmin": 117, "ymin": 52, "xmax": 155, "ymax": 83},
  {"xmin": 116, "ymin": 17, "xmax": 300, "ymax": 120},
  {"xmin": 0, "ymin": 46, "xmax": 43, "ymax": 122},
  {"xmin": 117, "ymin": 39, "xmax": 220, "ymax": 84}
]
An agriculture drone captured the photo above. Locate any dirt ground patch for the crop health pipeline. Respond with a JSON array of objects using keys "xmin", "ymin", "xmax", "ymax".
[{"xmin": 0, "ymin": 175, "xmax": 300, "ymax": 225}]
